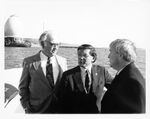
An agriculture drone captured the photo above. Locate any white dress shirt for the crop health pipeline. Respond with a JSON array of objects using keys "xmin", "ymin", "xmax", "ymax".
[{"xmin": 40, "ymin": 51, "xmax": 59, "ymax": 84}]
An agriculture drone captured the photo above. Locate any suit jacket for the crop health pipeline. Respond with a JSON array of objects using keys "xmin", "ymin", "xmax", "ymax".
[
  {"xmin": 18, "ymin": 51, "xmax": 67, "ymax": 113},
  {"xmin": 101, "ymin": 62, "xmax": 145, "ymax": 113},
  {"xmin": 57, "ymin": 65, "xmax": 112, "ymax": 113}
]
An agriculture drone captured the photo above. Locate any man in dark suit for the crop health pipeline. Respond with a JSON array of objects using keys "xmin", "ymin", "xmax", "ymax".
[
  {"xmin": 18, "ymin": 30, "xmax": 67, "ymax": 113},
  {"xmin": 57, "ymin": 44, "xmax": 112, "ymax": 113},
  {"xmin": 101, "ymin": 39, "xmax": 145, "ymax": 113}
]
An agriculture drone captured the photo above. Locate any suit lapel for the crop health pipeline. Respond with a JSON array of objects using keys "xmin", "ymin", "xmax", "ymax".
[
  {"xmin": 32, "ymin": 52, "xmax": 41, "ymax": 70},
  {"xmin": 53, "ymin": 55, "xmax": 63, "ymax": 87},
  {"xmin": 73, "ymin": 65, "xmax": 99, "ymax": 93},
  {"xmin": 54, "ymin": 65, "xmax": 62, "ymax": 89},
  {"xmin": 55, "ymin": 55, "xmax": 64, "ymax": 76},
  {"xmin": 91, "ymin": 65, "xmax": 99, "ymax": 93},
  {"xmin": 32, "ymin": 52, "xmax": 51, "ymax": 88}
]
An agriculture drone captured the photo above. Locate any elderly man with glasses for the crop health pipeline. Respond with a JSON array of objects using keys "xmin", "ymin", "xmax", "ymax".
[{"xmin": 19, "ymin": 30, "xmax": 67, "ymax": 113}]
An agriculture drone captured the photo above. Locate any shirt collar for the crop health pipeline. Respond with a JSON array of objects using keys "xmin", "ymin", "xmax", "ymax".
[
  {"xmin": 116, "ymin": 63, "xmax": 130, "ymax": 75},
  {"xmin": 80, "ymin": 64, "xmax": 92, "ymax": 74},
  {"xmin": 40, "ymin": 51, "xmax": 54, "ymax": 61}
]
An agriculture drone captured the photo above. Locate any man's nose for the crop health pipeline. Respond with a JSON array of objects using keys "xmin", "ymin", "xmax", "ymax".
[
  {"xmin": 80, "ymin": 57, "xmax": 85, "ymax": 60},
  {"xmin": 52, "ymin": 45, "xmax": 57, "ymax": 49}
]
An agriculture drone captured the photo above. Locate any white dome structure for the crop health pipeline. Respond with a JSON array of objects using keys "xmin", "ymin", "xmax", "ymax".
[
  {"xmin": 4, "ymin": 15, "xmax": 31, "ymax": 47},
  {"xmin": 4, "ymin": 15, "xmax": 24, "ymax": 38}
]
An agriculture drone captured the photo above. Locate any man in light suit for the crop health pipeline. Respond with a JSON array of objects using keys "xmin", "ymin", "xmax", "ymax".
[
  {"xmin": 57, "ymin": 44, "xmax": 112, "ymax": 113},
  {"xmin": 18, "ymin": 30, "xmax": 67, "ymax": 113},
  {"xmin": 101, "ymin": 39, "xmax": 145, "ymax": 113}
]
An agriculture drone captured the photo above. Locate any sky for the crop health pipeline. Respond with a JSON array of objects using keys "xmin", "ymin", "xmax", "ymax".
[{"xmin": 3, "ymin": 0, "xmax": 150, "ymax": 48}]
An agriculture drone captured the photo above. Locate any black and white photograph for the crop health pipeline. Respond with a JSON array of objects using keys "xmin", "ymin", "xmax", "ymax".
[{"xmin": 1, "ymin": 0, "xmax": 150, "ymax": 119}]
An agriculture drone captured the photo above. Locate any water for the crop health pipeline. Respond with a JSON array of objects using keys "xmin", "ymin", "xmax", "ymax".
[{"xmin": 5, "ymin": 47, "xmax": 145, "ymax": 77}]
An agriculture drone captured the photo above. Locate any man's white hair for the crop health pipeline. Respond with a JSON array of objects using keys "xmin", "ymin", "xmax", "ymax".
[
  {"xmin": 38, "ymin": 30, "xmax": 60, "ymax": 48},
  {"xmin": 110, "ymin": 39, "xmax": 137, "ymax": 62}
]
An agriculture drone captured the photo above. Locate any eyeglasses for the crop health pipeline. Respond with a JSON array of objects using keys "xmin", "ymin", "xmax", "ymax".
[
  {"xmin": 49, "ymin": 42, "xmax": 59, "ymax": 46},
  {"xmin": 45, "ymin": 40, "xmax": 60, "ymax": 47}
]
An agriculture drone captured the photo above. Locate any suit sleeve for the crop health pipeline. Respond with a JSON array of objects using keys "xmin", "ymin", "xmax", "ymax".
[
  {"xmin": 56, "ymin": 72, "xmax": 71, "ymax": 113},
  {"xmin": 18, "ymin": 59, "xmax": 32, "ymax": 112}
]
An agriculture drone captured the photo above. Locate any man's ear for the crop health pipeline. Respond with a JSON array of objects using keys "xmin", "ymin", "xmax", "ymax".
[
  {"xmin": 40, "ymin": 41, "xmax": 44, "ymax": 47},
  {"xmin": 41, "ymin": 41, "xmax": 46, "ymax": 48},
  {"xmin": 119, "ymin": 53, "xmax": 124, "ymax": 60},
  {"xmin": 92, "ymin": 56, "xmax": 96, "ymax": 63}
]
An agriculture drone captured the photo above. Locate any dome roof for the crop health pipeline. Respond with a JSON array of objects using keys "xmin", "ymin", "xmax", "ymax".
[{"xmin": 4, "ymin": 15, "xmax": 24, "ymax": 37}]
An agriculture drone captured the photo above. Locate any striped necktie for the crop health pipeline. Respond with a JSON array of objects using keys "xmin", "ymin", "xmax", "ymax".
[{"xmin": 46, "ymin": 57, "xmax": 54, "ymax": 88}]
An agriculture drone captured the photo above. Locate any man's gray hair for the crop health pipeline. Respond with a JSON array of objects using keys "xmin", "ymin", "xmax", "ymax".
[
  {"xmin": 39, "ymin": 30, "xmax": 53, "ymax": 48},
  {"xmin": 110, "ymin": 39, "xmax": 137, "ymax": 62}
]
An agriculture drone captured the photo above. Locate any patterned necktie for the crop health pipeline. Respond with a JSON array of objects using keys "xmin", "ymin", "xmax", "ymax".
[
  {"xmin": 46, "ymin": 57, "xmax": 54, "ymax": 88},
  {"xmin": 85, "ymin": 70, "xmax": 90, "ymax": 93}
]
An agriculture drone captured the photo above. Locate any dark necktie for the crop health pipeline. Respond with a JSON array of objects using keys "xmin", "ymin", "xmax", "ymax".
[
  {"xmin": 85, "ymin": 70, "xmax": 90, "ymax": 93},
  {"xmin": 46, "ymin": 57, "xmax": 54, "ymax": 88}
]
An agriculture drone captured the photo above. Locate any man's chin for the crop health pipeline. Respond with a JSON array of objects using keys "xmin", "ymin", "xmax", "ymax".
[
  {"xmin": 108, "ymin": 62, "xmax": 112, "ymax": 67},
  {"xmin": 110, "ymin": 65, "xmax": 113, "ymax": 68},
  {"xmin": 80, "ymin": 65, "xmax": 87, "ymax": 69},
  {"xmin": 50, "ymin": 52, "xmax": 57, "ymax": 56}
]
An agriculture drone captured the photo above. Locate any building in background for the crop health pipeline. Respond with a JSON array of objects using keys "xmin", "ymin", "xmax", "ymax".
[{"xmin": 4, "ymin": 15, "xmax": 31, "ymax": 47}]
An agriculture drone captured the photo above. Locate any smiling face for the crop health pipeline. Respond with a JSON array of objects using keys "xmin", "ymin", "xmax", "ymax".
[{"xmin": 78, "ymin": 49, "xmax": 94, "ymax": 68}]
